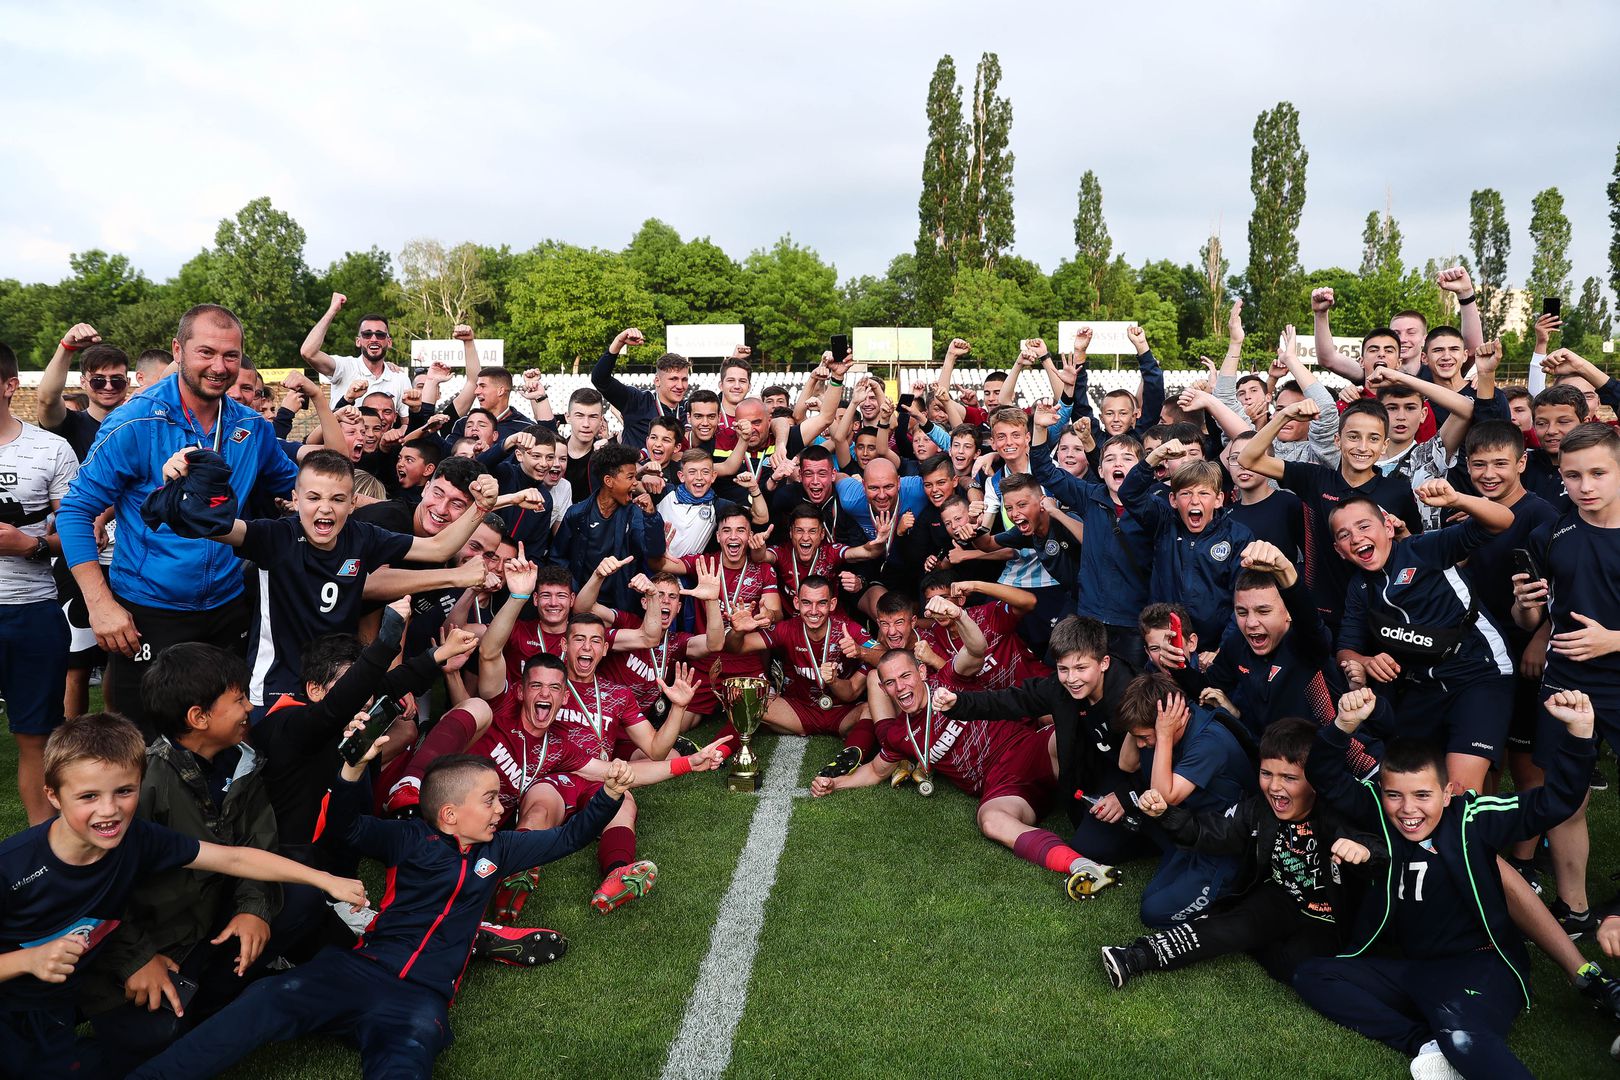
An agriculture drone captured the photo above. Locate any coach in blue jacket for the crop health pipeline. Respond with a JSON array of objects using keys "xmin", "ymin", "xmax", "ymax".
[{"xmin": 58, "ymin": 304, "xmax": 298, "ymax": 727}]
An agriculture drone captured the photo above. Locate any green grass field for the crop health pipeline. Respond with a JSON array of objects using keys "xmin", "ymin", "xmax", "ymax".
[{"xmin": 7, "ymin": 710, "xmax": 1620, "ymax": 1078}]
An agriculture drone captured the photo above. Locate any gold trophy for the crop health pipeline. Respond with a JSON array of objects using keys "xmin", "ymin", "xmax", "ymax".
[{"xmin": 721, "ymin": 676, "xmax": 768, "ymax": 793}]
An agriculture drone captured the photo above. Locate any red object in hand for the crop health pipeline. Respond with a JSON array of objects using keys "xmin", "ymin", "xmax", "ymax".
[{"xmin": 1169, "ymin": 612, "xmax": 1184, "ymax": 652}]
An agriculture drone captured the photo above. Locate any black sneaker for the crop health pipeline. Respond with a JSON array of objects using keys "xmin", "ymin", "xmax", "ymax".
[
  {"xmin": 1551, "ymin": 898, "xmax": 1598, "ymax": 940},
  {"xmin": 817, "ymin": 745, "xmax": 862, "ymax": 779},
  {"xmin": 1101, "ymin": 944, "xmax": 1147, "ymax": 990},
  {"xmin": 1593, "ymin": 766, "xmax": 1610, "ymax": 792},
  {"xmin": 673, "ymin": 736, "xmax": 700, "ymax": 758},
  {"xmin": 1575, "ymin": 962, "xmax": 1620, "ymax": 1021},
  {"xmin": 473, "ymin": 922, "xmax": 569, "ymax": 967},
  {"xmin": 1505, "ymin": 855, "xmax": 1543, "ymax": 896}
]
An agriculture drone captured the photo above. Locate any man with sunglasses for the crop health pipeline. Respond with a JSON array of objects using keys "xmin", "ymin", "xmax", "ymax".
[
  {"xmin": 299, "ymin": 292, "xmax": 413, "ymax": 411},
  {"xmin": 38, "ymin": 323, "xmax": 131, "ymax": 460}
]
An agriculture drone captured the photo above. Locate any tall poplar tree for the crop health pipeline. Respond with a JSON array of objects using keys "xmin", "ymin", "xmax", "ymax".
[
  {"xmin": 914, "ymin": 56, "xmax": 967, "ymax": 322},
  {"xmin": 1244, "ymin": 102, "xmax": 1308, "ymax": 348},
  {"xmin": 1468, "ymin": 189, "xmax": 1511, "ymax": 339}
]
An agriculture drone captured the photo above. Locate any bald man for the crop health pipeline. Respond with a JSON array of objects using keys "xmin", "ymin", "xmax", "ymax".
[{"xmin": 817, "ymin": 457, "xmax": 927, "ymax": 618}]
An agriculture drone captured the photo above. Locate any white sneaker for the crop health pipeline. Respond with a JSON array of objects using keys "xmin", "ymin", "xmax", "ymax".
[{"xmin": 1409, "ymin": 1042, "xmax": 1462, "ymax": 1080}]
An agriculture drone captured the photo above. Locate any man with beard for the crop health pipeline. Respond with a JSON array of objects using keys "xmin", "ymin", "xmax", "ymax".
[
  {"xmin": 765, "ymin": 445, "xmax": 871, "ymax": 549},
  {"xmin": 58, "ymin": 305, "xmax": 299, "ymax": 723},
  {"xmin": 812, "ymin": 649, "xmax": 1122, "ymax": 901},
  {"xmin": 299, "ymin": 293, "xmax": 417, "ymax": 411}
]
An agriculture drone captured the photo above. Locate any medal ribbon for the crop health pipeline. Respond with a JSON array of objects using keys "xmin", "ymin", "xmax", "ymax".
[{"xmin": 566, "ymin": 678, "xmax": 607, "ymax": 756}]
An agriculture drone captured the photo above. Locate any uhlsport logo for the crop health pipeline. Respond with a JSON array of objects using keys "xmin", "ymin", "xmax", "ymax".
[{"xmin": 1378, "ymin": 625, "xmax": 1433, "ymax": 648}]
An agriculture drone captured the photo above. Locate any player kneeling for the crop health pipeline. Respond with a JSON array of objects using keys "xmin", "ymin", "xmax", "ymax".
[{"xmin": 811, "ymin": 649, "xmax": 1120, "ymax": 901}]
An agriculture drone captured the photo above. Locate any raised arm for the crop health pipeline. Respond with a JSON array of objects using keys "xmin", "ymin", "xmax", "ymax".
[
  {"xmin": 1310, "ymin": 289, "xmax": 1365, "ymax": 383},
  {"xmin": 1238, "ymin": 396, "xmax": 1312, "ymax": 481},
  {"xmin": 590, "ymin": 327, "xmax": 647, "ymax": 412},
  {"xmin": 299, "ymin": 293, "xmax": 346, "ymax": 377},
  {"xmin": 39, "ymin": 323, "xmax": 102, "ymax": 431},
  {"xmin": 1437, "ymin": 267, "xmax": 1483, "ymax": 354},
  {"xmin": 447, "ymin": 324, "xmax": 482, "ymax": 420}
]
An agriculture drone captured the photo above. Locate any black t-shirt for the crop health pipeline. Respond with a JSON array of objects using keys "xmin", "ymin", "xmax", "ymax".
[
  {"xmin": 1390, "ymin": 835, "xmax": 1491, "ymax": 959},
  {"xmin": 1533, "ymin": 512, "xmax": 1620, "ymax": 695},
  {"xmin": 1270, "ymin": 819, "xmax": 1335, "ymax": 922},
  {"xmin": 564, "ymin": 449, "xmax": 593, "ymax": 498},
  {"xmin": 1462, "ymin": 491, "xmax": 1558, "ymax": 655},
  {"xmin": 1228, "ymin": 488, "xmax": 1306, "ymax": 567},
  {"xmin": 353, "ymin": 497, "xmax": 417, "ymax": 536},
  {"xmin": 238, "ymin": 516, "xmax": 415, "ymax": 703},
  {"xmin": 0, "ymin": 817, "xmax": 200, "ymax": 1008},
  {"xmin": 44, "ymin": 408, "xmax": 101, "ymax": 462}
]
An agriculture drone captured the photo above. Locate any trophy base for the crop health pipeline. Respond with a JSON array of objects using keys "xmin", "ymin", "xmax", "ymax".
[{"xmin": 726, "ymin": 770, "xmax": 763, "ymax": 793}]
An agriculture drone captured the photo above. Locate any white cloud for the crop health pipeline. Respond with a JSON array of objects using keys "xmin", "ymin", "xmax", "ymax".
[{"xmin": 2, "ymin": 0, "xmax": 1617, "ymax": 311}]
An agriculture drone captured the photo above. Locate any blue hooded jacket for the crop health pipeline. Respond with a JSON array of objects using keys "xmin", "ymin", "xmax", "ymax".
[{"xmin": 57, "ymin": 373, "xmax": 298, "ymax": 611}]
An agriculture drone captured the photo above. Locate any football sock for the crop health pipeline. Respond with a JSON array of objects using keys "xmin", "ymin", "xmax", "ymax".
[
  {"xmin": 1012, "ymin": 830, "xmax": 1084, "ymax": 875},
  {"xmin": 842, "ymin": 715, "xmax": 876, "ymax": 757},
  {"xmin": 401, "ymin": 707, "xmax": 479, "ymax": 786},
  {"xmin": 598, "ymin": 826, "xmax": 637, "ymax": 876}
]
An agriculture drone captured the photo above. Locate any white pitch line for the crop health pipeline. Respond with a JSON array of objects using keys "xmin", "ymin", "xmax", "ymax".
[{"xmin": 661, "ymin": 736, "xmax": 808, "ymax": 1080}]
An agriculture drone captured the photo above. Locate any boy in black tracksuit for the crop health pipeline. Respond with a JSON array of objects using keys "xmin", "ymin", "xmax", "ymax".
[
  {"xmin": 1098, "ymin": 717, "xmax": 1386, "ymax": 988},
  {"xmin": 131, "ymin": 739, "xmax": 630, "ymax": 1079},
  {"xmin": 1293, "ymin": 686, "xmax": 1597, "ymax": 1080},
  {"xmin": 934, "ymin": 615, "xmax": 1149, "ymax": 866},
  {"xmin": 254, "ymin": 628, "xmax": 480, "ymax": 875}
]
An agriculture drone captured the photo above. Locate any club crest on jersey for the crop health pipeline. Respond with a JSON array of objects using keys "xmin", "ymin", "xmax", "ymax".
[
  {"xmin": 1210, "ymin": 541, "xmax": 1231, "ymax": 562},
  {"xmin": 1394, "ymin": 567, "xmax": 1416, "ymax": 585},
  {"xmin": 231, "ymin": 427, "xmax": 251, "ymax": 444},
  {"xmin": 1044, "ymin": 539, "xmax": 1061, "ymax": 557},
  {"xmin": 474, "ymin": 858, "xmax": 498, "ymax": 878},
  {"xmin": 338, "ymin": 559, "xmax": 361, "ymax": 578}
]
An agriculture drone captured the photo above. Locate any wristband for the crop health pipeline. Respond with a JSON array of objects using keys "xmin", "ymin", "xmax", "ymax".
[
  {"xmin": 1458, "ymin": 293, "xmax": 1476, "ymax": 306},
  {"xmin": 669, "ymin": 755, "xmax": 693, "ymax": 777},
  {"xmin": 59, "ymin": 339, "xmax": 81, "ymax": 352},
  {"xmin": 828, "ymin": 378, "xmax": 843, "ymax": 387},
  {"xmin": 533, "ymin": 394, "xmax": 548, "ymax": 402},
  {"xmin": 508, "ymin": 592, "xmax": 532, "ymax": 601}
]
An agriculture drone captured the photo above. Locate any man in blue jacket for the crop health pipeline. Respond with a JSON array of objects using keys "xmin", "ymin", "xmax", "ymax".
[
  {"xmin": 57, "ymin": 304, "xmax": 298, "ymax": 726},
  {"xmin": 591, "ymin": 326, "xmax": 689, "ymax": 452}
]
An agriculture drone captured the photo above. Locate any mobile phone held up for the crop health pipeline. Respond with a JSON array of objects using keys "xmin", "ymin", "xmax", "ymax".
[
  {"xmin": 338, "ymin": 696, "xmax": 405, "ymax": 767},
  {"xmin": 1511, "ymin": 547, "xmax": 1542, "ymax": 584},
  {"xmin": 830, "ymin": 334, "xmax": 849, "ymax": 363},
  {"xmin": 1542, "ymin": 297, "xmax": 1561, "ymax": 319},
  {"xmin": 1169, "ymin": 611, "xmax": 1185, "ymax": 653}
]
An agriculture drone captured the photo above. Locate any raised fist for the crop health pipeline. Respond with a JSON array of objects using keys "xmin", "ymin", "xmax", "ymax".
[
  {"xmin": 1310, "ymin": 288, "xmax": 1335, "ymax": 314},
  {"xmin": 452, "ymin": 324, "xmax": 474, "ymax": 342},
  {"xmin": 328, "ymin": 292, "xmax": 347, "ymax": 314}
]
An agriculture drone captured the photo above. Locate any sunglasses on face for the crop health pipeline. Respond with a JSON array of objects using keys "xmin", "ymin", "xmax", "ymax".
[
  {"xmin": 87, "ymin": 375, "xmax": 128, "ymax": 390},
  {"xmin": 358, "ymin": 330, "xmax": 390, "ymax": 340}
]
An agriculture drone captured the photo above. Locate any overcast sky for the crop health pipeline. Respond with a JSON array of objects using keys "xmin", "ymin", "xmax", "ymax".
[{"xmin": 4, "ymin": 0, "xmax": 1617, "ymax": 306}]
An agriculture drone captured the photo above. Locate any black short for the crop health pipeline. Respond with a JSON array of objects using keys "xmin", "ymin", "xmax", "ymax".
[
  {"xmin": 1506, "ymin": 675, "xmax": 1542, "ymax": 754},
  {"xmin": 105, "ymin": 594, "xmax": 250, "ymax": 734}
]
